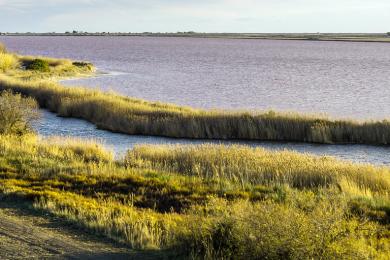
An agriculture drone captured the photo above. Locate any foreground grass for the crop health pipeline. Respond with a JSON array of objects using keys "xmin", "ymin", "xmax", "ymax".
[{"xmin": 0, "ymin": 134, "xmax": 389, "ymax": 259}]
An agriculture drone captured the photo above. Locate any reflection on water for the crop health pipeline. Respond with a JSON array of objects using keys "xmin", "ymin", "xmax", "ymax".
[{"xmin": 34, "ymin": 110, "xmax": 390, "ymax": 165}]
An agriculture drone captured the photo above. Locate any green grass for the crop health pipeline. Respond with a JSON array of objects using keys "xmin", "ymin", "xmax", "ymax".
[
  {"xmin": 0, "ymin": 134, "xmax": 389, "ymax": 258},
  {"xmin": 25, "ymin": 59, "xmax": 50, "ymax": 72}
]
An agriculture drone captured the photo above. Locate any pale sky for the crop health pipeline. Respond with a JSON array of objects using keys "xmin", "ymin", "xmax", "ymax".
[{"xmin": 1, "ymin": 0, "xmax": 390, "ymax": 33}]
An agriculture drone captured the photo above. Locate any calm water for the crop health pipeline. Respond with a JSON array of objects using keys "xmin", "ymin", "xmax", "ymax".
[
  {"xmin": 3, "ymin": 36, "xmax": 390, "ymax": 119},
  {"xmin": 34, "ymin": 111, "xmax": 390, "ymax": 165},
  {"xmin": 2, "ymin": 36, "xmax": 390, "ymax": 164}
]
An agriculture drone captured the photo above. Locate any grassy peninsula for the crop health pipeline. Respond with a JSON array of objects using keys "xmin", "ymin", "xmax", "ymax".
[
  {"xmin": 0, "ymin": 42, "xmax": 390, "ymax": 258},
  {"xmin": 2, "ymin": 58, "xmax": 390, "ymax": 145}
]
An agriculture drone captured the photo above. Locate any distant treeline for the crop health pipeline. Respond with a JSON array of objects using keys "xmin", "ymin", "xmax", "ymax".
[{"xmin": 2, "ymin": 32, "xmax": 390, "ymax": 41}]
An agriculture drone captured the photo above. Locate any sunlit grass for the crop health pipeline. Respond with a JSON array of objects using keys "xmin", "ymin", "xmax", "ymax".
[
  {"xmin": 1, "ymin": 42, "xmax": 390, "ymax": 258},
  {"xmin": 2, "ymin": 42, "xmax": 390, "ymax": 145},
  {"xmin": 0, "ymin": 134, "xmax": 389, "ymax": 258},
  {"xmin": 2, "ymin": 73, "xmax": 390, "ymax": 145},
  {"xmin": 126, "ymin": 144, "xmax": 390, "ymax": 194},
  {"xmin": 0, "ymin": 53, "xmax": 19, "ymax": 72}
]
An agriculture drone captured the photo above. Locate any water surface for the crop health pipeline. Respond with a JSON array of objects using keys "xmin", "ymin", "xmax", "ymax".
[
  {"xmin": 2, "ymin": 36, "xmax": 390, "ymax": 119},
  {"xmin": 2, "ymin": 36, "xmax": 390, "ymax": 164},
  {"xmin": 34, "ymin": 111, "xmax": 390, "ymax": 165}
]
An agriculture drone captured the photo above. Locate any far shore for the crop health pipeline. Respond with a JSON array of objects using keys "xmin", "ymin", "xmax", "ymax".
[{"xmin": 2, "ymin": 32, "xmax": 390, "ymax": 43}]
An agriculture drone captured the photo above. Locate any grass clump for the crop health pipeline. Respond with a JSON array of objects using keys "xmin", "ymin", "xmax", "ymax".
[
  {"xmin": 0, "ymin": 53, "xmax": 19, "ymax": 72},
  {"xmin": 25, "ymin": 59, "xmax": 50, "ymax": 72},
  {"xmin": 0, "ymin": 44, "xmax": 94, "ymax": 80}
]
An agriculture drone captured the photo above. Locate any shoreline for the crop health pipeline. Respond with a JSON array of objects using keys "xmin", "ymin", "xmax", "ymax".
[
  {"xmin": 3, "ymin": 50, "xmax": 390, "ymax": 147},
  {"xmin": 2, "ymin": 33, "xmax": 390, "ymax": 44}
]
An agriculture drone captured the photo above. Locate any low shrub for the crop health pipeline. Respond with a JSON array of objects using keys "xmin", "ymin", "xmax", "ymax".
[
  {"xmin": 0, "ymin": 90, "xmax": 40, "ymax": 135},
  {"xmin": 72, "ymin": 61, "xmax": 94, "ymax": 71},
  {"xmin": 26, "ymin": 59, "xmax": 50, "ymax": 72}
]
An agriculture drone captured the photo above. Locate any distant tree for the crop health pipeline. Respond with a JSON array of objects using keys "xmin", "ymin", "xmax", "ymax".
[
  {"xmin": 387, "ymin": 32, "xmax": 390, "ymax": 37},
  {"xmin": 72, "ymin": 30, "xmax": 78, "ymax": 34}
]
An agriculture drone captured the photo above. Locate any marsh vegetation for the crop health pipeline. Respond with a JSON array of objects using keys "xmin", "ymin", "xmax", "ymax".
[
  {"xmin": 0, "ymin": 42, "xmax": 389, "ymax": 259},
  {"xmin": 3, "ymin": 72, "xmax": 390, "ymax": 146},
  {"xmin": 0, "ymin": 132, "xmax": 389, "ymax": 258},
  {"xmin": 2, "ymin": 42, "xmax": 390, "ymax": 146}
]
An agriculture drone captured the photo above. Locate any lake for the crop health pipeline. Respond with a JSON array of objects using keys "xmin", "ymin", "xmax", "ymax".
[{"xmin": 2, "ymin": 36, "xmax": 390, "ymax": 164}]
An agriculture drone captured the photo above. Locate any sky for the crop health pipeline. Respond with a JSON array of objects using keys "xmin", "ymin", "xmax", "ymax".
[{"xmin": 0, "ymin": 0, "xmax": 390, "ymax": 33}]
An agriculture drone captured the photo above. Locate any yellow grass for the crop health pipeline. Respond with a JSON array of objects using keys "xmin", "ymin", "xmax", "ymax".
[
  {"xmin": 0, "ymin": 134, "xmax": 389, "ymax": 258},
  {"xmin": 2, "ymin": 74, "xmax": 390, "ymax": 145},
  {"xmin": 0, "ymin": 53, "xmax": 19, "ymax": 72}
]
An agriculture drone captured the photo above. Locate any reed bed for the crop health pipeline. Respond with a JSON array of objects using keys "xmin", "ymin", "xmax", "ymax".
[
  {"xmin": 126, "ymin": 144, "xmax": 390, "ymax": 194},
  {"xmin": 1, "ymin": 43, "xmax": 390, "ymax": 145},
  {"xmin": 1, "ymin": 75, "xmax": 390, "ymax": 145}
]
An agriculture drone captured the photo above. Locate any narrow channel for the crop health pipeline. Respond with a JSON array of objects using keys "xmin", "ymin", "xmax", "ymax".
[{"xmin": 34, "ymin": 110, "xmax": 390, "ymax": 165}]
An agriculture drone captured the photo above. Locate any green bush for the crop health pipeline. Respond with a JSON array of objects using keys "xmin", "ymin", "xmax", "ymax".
[
  {"xmin": 72, "ymin": 61, "xmax": 94, "ymax": 71},
  {"xmin": 0, "ymin": 90, "xmax": 40, "ymax": 135},
  {"xmin": 26, "ymin": 59, "xmax": 50, "ymax": 72}
]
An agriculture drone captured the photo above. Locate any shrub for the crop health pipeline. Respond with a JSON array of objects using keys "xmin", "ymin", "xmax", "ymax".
[
  {"xmin": 26, "ymin": 59, "xmax": 50, "ymax": 72},
  {"xmin": 0, "ymin": 53, "xmax": 19, "ymax": 72},
  {"xmin": 72, "ymin": 61, "xmax": 94, "ymax": 71},
  {"xmin": 0, "ymin": 90, "xmax": 40, "ymax": 135}
]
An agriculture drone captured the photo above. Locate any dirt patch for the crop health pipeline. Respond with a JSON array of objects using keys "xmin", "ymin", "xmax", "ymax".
[{"xmin": 0, "ymin": 202, "xmax": 163, "ymax": 259}]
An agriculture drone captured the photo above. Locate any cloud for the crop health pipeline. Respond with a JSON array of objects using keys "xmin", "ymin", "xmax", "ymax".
[{"xmin": 1, "ymin": 0, "xmax": 390, "ymax": 32}]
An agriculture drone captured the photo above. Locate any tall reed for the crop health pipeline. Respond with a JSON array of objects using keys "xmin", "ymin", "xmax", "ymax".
[
  {"xmin": 2, "ymin": 75, "xmax": 390, "ymax": 145},
  {"xmin": 126, "ymin": 144, "xmax": 390, "ymax": 194}
]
